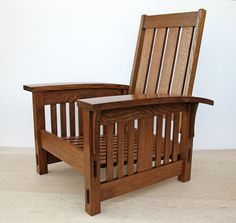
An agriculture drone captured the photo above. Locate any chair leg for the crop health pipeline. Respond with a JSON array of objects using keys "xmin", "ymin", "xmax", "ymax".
[
  {"xmin": 178, "ymin": 104, "xmax": 197, "ymax": 182},
  {"xmin": 84, "ymin": 152, "xmax": 100, "ymax": 215},
  {"xmin": 178, "ymin": 141, "xmax": 193, "ymax": 182},
  {"xmin": 35, "ymin": 143, "xmax": 48, "ymax": 175},
  {"xmin": 83, "ymin": 110, "xmax": 101, "ymax": 215},
  {"xmin": 85, "ymin": 182, "xmax": 101, "ymax": 216},
  {"xmin": 32, "ymin": 92, "xmax": 48, "ymax": 175}
]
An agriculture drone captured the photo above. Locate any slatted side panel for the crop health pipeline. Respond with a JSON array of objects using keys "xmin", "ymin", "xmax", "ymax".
[
  {"xmin": 100, "ymin": 111, "xmax": 183, "ymax": 183},
  {"xmin": 132, "ymin": 16, "xmax": 199, "ymax": 96},
  {"xmin": 44, "ymin": 102, "xmax": 79, "ymax": 137}
]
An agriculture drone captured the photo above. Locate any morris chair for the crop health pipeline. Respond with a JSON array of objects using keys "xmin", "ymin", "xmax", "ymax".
[{"xmin": 24, "ymin": 9, "xmax": 213, "ymax": 215}]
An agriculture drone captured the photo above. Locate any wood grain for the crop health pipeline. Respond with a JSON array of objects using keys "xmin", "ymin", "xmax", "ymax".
[
  {"xmin": 50, "ymin": 104, "xmax": 58, "ymax": 135},
  {"xmin": 106, "ymin": 124, "xmax": 114, "ymax": 181},
  {"xmin": 164, "ymin": 114, "xmax": 171, "ymax": 164},
  {"xmin": 117, "ymin": 122, "xmax": 125, "ymax": 178},
  {"xmin": 183, "ymin": 9, "xmax": 206, "ymax": 95},
  {"xmin": 135, "ymin": 28, "xmax": 155, "ymax": 94},
  {"xmin": 101, "ymin": 160, "xmax": 183, "ymax": 201},
  {"xmin": 172, "ymin": 112, "xmax": 180, "ymax": 161},
  {"xmin": 60, "ymin": 103, "xmax": 67, "ymax": 137},
  {"xmin": 146, "ymin": 28, "xmax": 167, "ymax": 94},
  {"xmin": 143, "ymin": 11, "xmax": 198, "ymax": 28},
  {"xmin": 69, "ymin": 102, "xmax": 75, "ymax": 137},
  {"xmin": 178, "ymin": 109, "xmax": 191, "ymax": 182},
  {"xmin": 171, "ymin": 27, "xmax": 194, "ymax": 95},
  {"xmin": 24, "ymin": 83, "xmax": 129, "ymax": 92},
  {"xmin": 127, "ymin": 120, "xmax": 135, "ymax": 175},
  {"xmin": 156, "ymin": 115, "xmax": 163, "ymax": 167},
  {"xmin": 137, "ymin": 118, "xmax": 154, "ymax": 171},
  {"xmin": 129, "ymin": 15, "xmax": 146, "ymax": 94},
  {"xmin": 41, "ymin": 130, "xmax": 84, "ymax": 171},
  {"xmin": 158, "ymin": 28, "xmax": 179, "ymax": 95},
  {"xmin": 83, "ymin": 110, "xmax": 101, "ymax": 215},
  {"xmin": 32, "ymin": 92, "xmax": 48, "ymax": 174},
  {"xmin": 78, "ymin": 94, "xmax": 213, "ymax": 111}
]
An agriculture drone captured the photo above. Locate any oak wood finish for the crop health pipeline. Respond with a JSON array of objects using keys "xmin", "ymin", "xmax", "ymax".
[
  {"xmin": 24, "ymin": 83, "xmax": 129, "ymax": 92},
  {"xmin": 106, "ymin": 124, "xmax": 114, "ymax": 181},
  {"xmin": 143, "ymin": 11, "xmax": 198, "ymax": 28},
  {"xmin": 83, "ymin": 110, "xmax": 101, "ymax": 215},
  {"xmin": 117, "ymin": 122, "xmax": 125, "ymax": 178},
  {"xmin": 100, "ymin": 160, "xmax": 183, "ymax": 201},
  {"xmin": 127, "ymin": 120, "xmax": 135, "ymax": 175},
  {"xmin": 129, "ymin": 9, "xmax": 206, "ymax": 96},
  {"xmin": 63, "ymin": 131, "xmax": 171, "ymax": 166},
  {"xmin": 77, "ymin": 94, "xmax": 213, "ymax": 111},
  {"xmin": 32, "ymin": 93, "xmax": 48, "ymax": 174},
  {"xmin": 137, "ymin": 118, "xmax": 153, "ymax": 171},
  {"xmin": 156, "ymin": 115, "xmax": 163, "ymax": 167},
  {"xmin": 41, "ymin": 130, "xmax": 84, "ymax": 172},
  {"xmin": 24, "ymin": 9, "xmax": 212, "ymax": 216}
]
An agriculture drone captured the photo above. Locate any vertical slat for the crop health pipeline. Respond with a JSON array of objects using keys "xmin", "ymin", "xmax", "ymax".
[
  {"xmin": 129, "ymin": 15, "xmax": 146, "ymax": 94},
  {"xmin": 127, "ymin": 120, "xmax": 135, "ymax": 175},
  {"xmin": 50, "ymin": 104, "xmax": 57, "ymax": 135},
  {"xmin": 155, "ymin": 115, "xmax": 163, "ymax": 167},
  {"xmin": 183, "ymin": 9, "xmax": 206, "ymax": 96},
  {"xmin": 172, "ymin": 112, "xmax": 180, "ymax": 161},
  {"xmin": 137, "ymin": 118, "xmax": 154, "ymax": 172},
  {"xmin": 79, "ymin": 107, "xmax": 83, "ymax": 136},
  {"xmin": 171, "ymin": 27, "xmax": 194, "ymax": 95},
  {"xmin": 60, "ymin": 103, "xmax": 67, "ymax": 137},
  {"xmin": 146, "ymin": 28, "xmax": 167, "ymax": 94},
  {"xmin": 117, "ymin": 122, "xmax": 125, "ymax": 178},
  {"xmin": 106, "ymin": 124, "xmax": 114, "ymax": 181},
  {"xmin": 158, "ymin": 28, "xmax": 179, "ymax": 95},
  {"xmin": 164, "ymin": 114, "xmax": 171, "ymax": 164},
  {"xmin": 69, "ymin": 102, "xmax": 75, "ymax": 136},
  {"xmin": 135, "ymin": 28, "xmax": 155, "ymax": 94}
]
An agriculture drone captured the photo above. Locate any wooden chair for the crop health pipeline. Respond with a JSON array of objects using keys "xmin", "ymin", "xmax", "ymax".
[{"xmin": 24, "ymin": 9, "xmax": 213, "ymax": 215}]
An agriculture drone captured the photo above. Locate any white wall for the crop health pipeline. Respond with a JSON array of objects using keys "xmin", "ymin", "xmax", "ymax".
[{"xmin": 0, "ymin": 0, "xmax": 236, "ymax": 149}]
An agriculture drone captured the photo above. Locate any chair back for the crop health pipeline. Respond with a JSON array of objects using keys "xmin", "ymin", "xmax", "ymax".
[{"xmin": 129, "ymin": 9, "xmax": 206, "ymax": 96}]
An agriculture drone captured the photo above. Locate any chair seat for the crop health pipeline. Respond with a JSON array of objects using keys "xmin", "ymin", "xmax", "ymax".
[{"xmin": 63, "ymin": 132, "xmax": 177, "ymax": 166}]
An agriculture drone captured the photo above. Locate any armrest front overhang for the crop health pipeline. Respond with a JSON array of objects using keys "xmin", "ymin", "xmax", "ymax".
[
  {"xmin": 23, "ymin": 82, "xmax": 129, "ymax": 93},
  {"xmin": 77, "ymin": 94, "xmax": 214, "ymax": 111}
]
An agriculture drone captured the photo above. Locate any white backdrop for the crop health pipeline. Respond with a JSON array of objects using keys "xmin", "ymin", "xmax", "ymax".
[{"xmin": 0, "ymin": 0, "xmax": 236, "ymax": 149}]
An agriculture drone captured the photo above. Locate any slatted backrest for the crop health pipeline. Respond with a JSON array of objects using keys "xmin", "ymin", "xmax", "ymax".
[{"xmin": 129, "ymin": 9, "xmax": 206, "ymax": 96}]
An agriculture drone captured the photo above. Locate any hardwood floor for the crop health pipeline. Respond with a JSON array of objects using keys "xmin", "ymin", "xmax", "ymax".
[{"xmin": 0, "ymin": 148, "xmax": 235, "ymax": 223}]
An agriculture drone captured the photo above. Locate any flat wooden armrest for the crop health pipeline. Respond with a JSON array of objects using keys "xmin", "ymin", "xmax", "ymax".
[
  {"xmin": 77, "ymin": 94, "xmax": 214, "ymax": 111},
  {"xmin": 23, "ymin": 82, "xmax": 129, "ymax": 92}
]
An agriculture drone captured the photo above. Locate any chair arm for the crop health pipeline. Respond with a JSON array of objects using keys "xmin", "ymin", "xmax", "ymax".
[
  {"xmin": 77, "ymin": 94, "xmax": 214, "ymax": 111},
  {"xmin": 23, "ymin": 82, "xmax": 129, "ymax": 92}
]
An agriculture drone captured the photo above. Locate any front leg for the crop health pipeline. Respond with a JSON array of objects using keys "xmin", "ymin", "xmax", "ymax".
[
  {"xmin": 32, "ymin": 93, "xmax": 48, "ymax": 175},
  {"xmin": 83, "ymin": 110, "xmax": 101, "ymax": 215},
  {"xmin": 178, "ymin": 104, "xmax": 198, "ymax": 182}
]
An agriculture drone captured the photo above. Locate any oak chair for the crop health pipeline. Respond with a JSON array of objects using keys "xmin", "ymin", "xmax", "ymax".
[{"xmin": 24, "ymin": 9, "xmax": 213, "ymax": 215}]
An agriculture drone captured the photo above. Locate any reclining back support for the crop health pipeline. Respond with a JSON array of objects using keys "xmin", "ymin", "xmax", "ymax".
[{"xmin": 130, "ymin": 9, "xmax": 206, "ymax": 96}]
